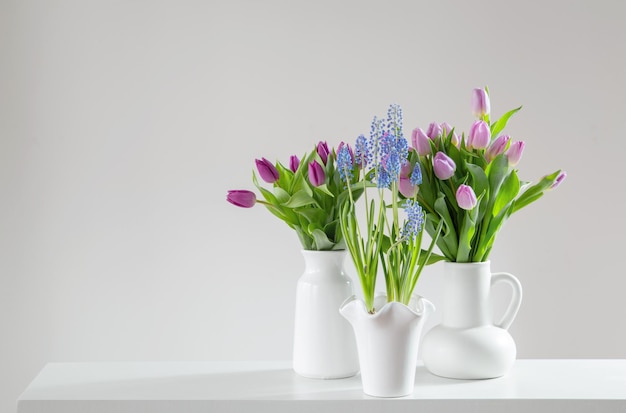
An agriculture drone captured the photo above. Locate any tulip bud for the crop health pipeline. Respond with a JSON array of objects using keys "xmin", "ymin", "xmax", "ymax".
[
  {"xmin": 255, "ymin": 158, "xmax": 280, "ymax": 183},
  {"xmin": 468, "ymin": 120, "xmax": 491, "ymax": 150},
  {"xmin": 433, "ymin": 152, "xmax": 456, "ymax": 180},
  {"xmin": 399, "ymin": 177, "xmax": 418, "ymax": 198},
  {"xmin": 486, "ymin": 135, "xmax": 510, "ymax": 162},
  {"xmin": 317, "ymin": 141, "xmax": 330, "ymax": 165},
  {"xmin": 426, "ymin": 122, "xmax": 443, "ymax": 139},
  {"xmin": 226, "ymin": 190, "xmax": 257, "ymax": 208},
  {"xmin": 289, "ymin": 155, "xmax": 300, "ymax": 173},
  {"xmin": 471, "ymin": 88, "xmax": 490, "ymax": 118},
  {"xmin": 550, "ymin": 171, "xmax": 567, "ymax": 190},
  {"xmin": 506, "ymin": 141, "xmax": 525, "ymax": 166},
  {"xmin": 441, "ymin": 122, "xmax": 454, "ymax": 136},
  {"xmin": 456, "ymin": 184, "xmax": 477, "ymax": 210},
  {"xmin": 308, "ymin": 160, "xmax": 325, "ymax": 187},
  {"xmin": 411, "ymin": 127, "xmax": 432, "ymax": 156}
]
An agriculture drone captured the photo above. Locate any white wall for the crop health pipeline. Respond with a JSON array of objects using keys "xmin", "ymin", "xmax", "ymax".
[{"xmin": 1, "ymin": 0, "xmax": 625, "ymax": 411}]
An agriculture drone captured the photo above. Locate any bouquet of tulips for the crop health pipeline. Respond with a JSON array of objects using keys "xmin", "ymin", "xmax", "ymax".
[
  {"xmin": 227, "ymin": 142, "xmax": 363, "ymax": 250},
  {"xmin": 406, "ymin": 88, "xmax": 566, "ymax": 262}
]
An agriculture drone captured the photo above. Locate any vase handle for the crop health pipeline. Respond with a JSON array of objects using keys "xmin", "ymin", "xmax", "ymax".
[{"xmin": 490, "ymin": 272, "xmax": 523, "ymax": 330}]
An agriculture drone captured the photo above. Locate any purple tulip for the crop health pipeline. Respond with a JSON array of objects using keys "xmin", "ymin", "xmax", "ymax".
[
  {"xmin": 506, "ymin": 141, "xmax": 525, "ymax": 166},
  {"xmin": 471, "ymin": 88, "xmax": 491, "ymax": 118},
  {"xmin": 550, "ymin": 171, "xmax": 567, "ymax": 190},
  {"xmin": 399, "ymin": 177, "xmax": 418, "ymax": 198},
  {"xmin": 308, "ymin": 160, "xmax": 325, "ymax": 187},
  {"xmin": 468, "ymin": 120, "xmax": 491, "ymax": 150},
  {"xmin": 426, "ymin": 122, "xmax": 443, "ymax": 139},
  {"xmin": 255, "ymin": 157, "xmax": 280, "ymax": 183},
  {"xmin": 456, "ymin": 185, "xmax": 477, "ymax": 210},
  {"xmin": 226, "ymin": 190, "xmax": 257, "ymax": 208},
  {"xmin": 317, "ymin": 141, "xmax": 330, "ymax": 165},
  {"xmin": 433, "ymin": 152, "xmax": 456, "ymax": 180},
  {"xmin": 486, "ymin": 135, "xmax": 510, "ymax": 162},
  {"xmin": 289, "ymin": 155, "xmax": 300, "ymax": 173},
  {"xmin": 411, "ymin": 127, "xmax": 432, "ymax": 156}
]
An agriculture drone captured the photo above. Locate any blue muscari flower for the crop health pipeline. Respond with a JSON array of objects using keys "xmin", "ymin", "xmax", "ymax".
[
  {"xmin": 369, "ymin": 104, "xmax": 410, "ymax": 189},
  {"xmin": 410, "ymin": 162, "xmax": 423, "ymax": 186},
  {"xmin": 401, "ymin": 199, "xmax": 425, "ymax": 242},
  {"xmin": 386, "ymin": 104, "xmax": 404, "ymax": 140},
  {"xmin": 355, "ymin": 134, "xmax": 371, "ymax": 167},
  {"xmin": 337, "ymin": 144, "xmax": 354, "ymax": 181}
]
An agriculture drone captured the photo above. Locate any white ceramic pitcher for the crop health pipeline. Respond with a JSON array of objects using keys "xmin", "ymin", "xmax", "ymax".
[{"xmin": 421, "ymin": 261, "xmax": 522, "ymax": 379}]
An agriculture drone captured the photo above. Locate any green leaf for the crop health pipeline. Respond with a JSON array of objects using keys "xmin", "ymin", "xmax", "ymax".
[
  {"xmin": 434, "ymin": 193, "xmax": 459, "ymax": 258},
  {"xmin": 296, "ymin": 208, "xmax": 327, "ymax": 225},
  {"xmin": 273, "ymin": 187, "xmax": 290, "ymax": 204},
  {"xmin": 417, "ymin": 251, "xmax": 447, "ymax": 265},
  {"xmin": 283, "ymin": 190, "xmax": 317, "ymax": 208},
  {"xmin": 310, "ymin": 228, "xmax": 335, "ymax": 250},
  {"xmin": 314, "ymin": 184, "xmax": 335, "ymax": 198},
  {"xmin": 493, "ymin": 170, "xmax": 520, "ymax": 217},
  {"xmin": 510, "ymin": 170, "xmax": 561, "ymax": 214},
  {"xmin": 456, "ymin": 204, "xmax": 480, "ymax": 262},
  {"xmin": 490, "ymin": 106, "xmax": 522, "ymax": 137},
  {"xmin": 466, "ymin": 163, "xmax": 489, "ymax": 222}
]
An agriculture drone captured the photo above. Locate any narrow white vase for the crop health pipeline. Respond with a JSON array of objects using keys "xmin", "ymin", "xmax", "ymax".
[
  {"xmin": 421, "ymin": 261, "xmax": 523, "ymax": 379},
  {"xmin": 340, "ymin": 294, "xmax": 434, "ymax": 397},
  {"xmin": 292, "ymin": 250, "xmax": 359, "ymax": 379}
]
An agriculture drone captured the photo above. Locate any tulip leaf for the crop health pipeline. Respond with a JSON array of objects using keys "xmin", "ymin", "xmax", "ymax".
[
  {"xmin": 417, "ymin": 250, "xmax": 447, "ymax": 265},
  {"xmin": 510, "ymin": 170, "xmax": 561, "ymax": 215},
  {"xmin": 434, "ymin": 193, "xmax": 459, "ymax": 258},
  {"xmin": 310, "ymin": 228, "xmax": 335, "ymax": 250},
  {"xmin": 314, "ymin": 184, "xmax": 335, "ymax": 198},
  {"xmin": 273, "ymin": 187, "xmax": 290, "ymax": 204},
  {"xmin": 283, "ymin": 190, "xmax": 317, "ymax": 208},
  {"xmin": 493, "ymin": 170, "xmax": 520, "ymax": 217},
  {"xmin": 490, "ymin": 106, "xmax": 522, "ymax": 138},
  {"xmin": 297, "ymin": 208, "xmax": 327, "ymax": 225}
]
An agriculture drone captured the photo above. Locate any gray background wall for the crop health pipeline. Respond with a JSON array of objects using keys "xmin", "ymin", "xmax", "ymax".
[{"xmin": 1, "ymin": 0, "xmax": 625, "ymax": 411}]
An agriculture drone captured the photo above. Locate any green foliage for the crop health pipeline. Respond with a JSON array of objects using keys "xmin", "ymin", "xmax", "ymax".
[{"xmin": 250, "ymin": 146, "xmax": 364, "ymax": 251}]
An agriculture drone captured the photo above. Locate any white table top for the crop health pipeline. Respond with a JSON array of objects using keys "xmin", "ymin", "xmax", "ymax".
[{"xmin": 17, "ymin": 359, "xmax": 626, "ymax": 413}]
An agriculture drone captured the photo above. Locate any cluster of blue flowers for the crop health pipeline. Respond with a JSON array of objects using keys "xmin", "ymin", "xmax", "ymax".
[
  {"xmin": 363, "ymin": 104, "xmax": 410, "ymax": 189},
  {"xmin": 401, "ymin": 199, "xmax": 425, "ymax": 242}
]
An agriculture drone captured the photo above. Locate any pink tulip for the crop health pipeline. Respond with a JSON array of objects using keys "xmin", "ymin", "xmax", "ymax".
[
  {"xmin": 486, "ymin": 135, "xmax": 510, "ymax": 162},
  {"xmin": 255, "ymin": 158, "xmax": 280, "ymax": 183},
  {"xmin": 550, "ymin": 171, "xmax": 567, "ymax": 189},
  {"xmin": 399, "ymin": 177, "xmax": 418, "ymax": 198},
  {"xmin": 441, "ymin": 122, "xmax": 454, "ymax": 135},
  {"xmin": 456, "ymin": 185, "xmax": 477, "ymax": 210},
  {"xmin": 506, "ymin": 141, "xmax": 525, "ymax": 166},
  {"xmin": 308, "ymin": 160, "xmax": 325, "ymax": 187},
  {"xmin": 471, "ymin": 88, "xmax": 491, "ymax": 118},
  {"xmin": 468, "ymin": 120, "xmax": 491, "ymax": 150},
  {"xmin": 411, "ymin": 127, "xmax": 432, "ymax": 156},
  {"xmin": 433, "ymin": 152, "xmax": 456, "ymax": 180},
  {"xmin": 426, "ymin": 122, "xmax": 443, "ymax": 139},
  {"xmin": 226, "ymin": 190, "xmax": 257, "ymax": 208}
]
